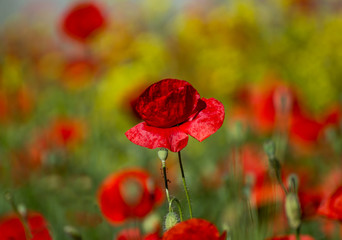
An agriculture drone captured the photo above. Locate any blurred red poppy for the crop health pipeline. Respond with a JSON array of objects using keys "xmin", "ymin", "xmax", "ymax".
[
  {"xmin": 0, "ymin": 212, "xmax": 52, "ymax": 240},
  {"xmin": 98, "ymin": 169, "xmax": 163, "ymax": 224},
  {"xmin": 62, "ymin": 2, "xmax": 106, "ymax": 42},
  {"xmin": 242, "ymin": 80, "xmax": 340, "ymax": 147},
  {"xmin": 61, "ymin": 58, "xmax": 98, "ymax": 89},
  {"xmin": 318, "ymin": 186, "xmax": 342, "ymax": 221},
  {"xmin": 116, "ymin": 228, "xmax": 160, "ymax": 240},
  {"xmin": 162, "ymin": 218, "xmax": 226, "ymax": 240},
  {"xmin": 125, "ymin": 79, "xmax": 225, "ymax": 152},
  {"xmin": 48, "ymin": 118, "xmax": 85, "ymax": 148},
  {"xmin": 266, "ymin": 235, "xmax": 314, "ymax": 240}
]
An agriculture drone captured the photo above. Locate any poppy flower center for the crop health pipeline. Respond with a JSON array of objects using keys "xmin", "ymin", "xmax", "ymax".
[{"xmin": 119, "ymin": 178, "xmax": 144, "ymax": 207}]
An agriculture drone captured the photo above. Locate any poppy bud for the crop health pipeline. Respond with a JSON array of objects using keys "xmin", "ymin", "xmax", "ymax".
[
  {"xmin": 158, "ymin": 148, "xmax": 168, "ymax": 161},
  {"xmin": 17, "ymin": 204, "xmax": 27, "ymax": 218},
  {"xmin": 264, "ymin": 141, "xmax": 276, "ymax": 160},
  {"xmin": 64, "ymin": 225, "xmax": 82, "ymax": 240},
  {"xmin": 287, "ymin": 174, "xmax": 299, "ymax": 193},
  {"xmin": 285, "ymin": 192, "xmax": 301, "ymax": 229},
  {"xmin": 164, "ymin": 211, "xmax": 179, "ymax": 231}
]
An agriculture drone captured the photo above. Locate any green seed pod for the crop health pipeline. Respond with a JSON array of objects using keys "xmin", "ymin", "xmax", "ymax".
[
  {"xmin": 64, "ymin": 225, "xmax": 82, "ymax": 240},
  {"xmin": 164, "ymin": 211, "xmax": 179, "ymax": 231},
  {"xmin": 285, "ymin": 193, "xmax": 301, "ymax": 229},
  {"xmin": 158, "ymin": 148, "xmax": 168, "ymax": 161}
]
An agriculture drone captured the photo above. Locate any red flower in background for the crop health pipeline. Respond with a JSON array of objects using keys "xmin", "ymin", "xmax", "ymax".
[
  {"xmin": 48, "ymin": 118, "xmax": 85, "ymax": 148},
  {"xmin": 61, "ymin": 58, "xmax": 98, "ymax": 89},
  {"xmin": 116, "ymin": 228, "xmax": 160, "ymax": 240},
  {"xmin": 125, "ymin": 79, "xmax": 225, "ymax": 152},
  {"xmin": 266, "ymin": 235, "xmax": 314, "ymax": 240},
  {"xmin": 318, "ymin": 186, "xmax": 342, "ymax": 221},
  {"xmin": 239, "ymin": 80, "xmax": 340, "ymax": 147},
  {"xmin": 162, "ymin": 218, "xmax": 226, "ymax": 240},
  {"xmin": 98, "ymin": 169, "xmax": 163, "ymax": 224},
  {"xmin": 0, "ymin": 212, "xmax": 52, "ymax": 240},
  {"xmin": 62, "ymin": 2, "xmax": 106, "ymax": 42}
]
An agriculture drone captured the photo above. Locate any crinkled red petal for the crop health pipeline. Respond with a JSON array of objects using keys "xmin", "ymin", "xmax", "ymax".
[
  {"xmin": 180, "ymin": 98, "xmax": 225, "ymax": 142},
  {"xmin": 125, "ymin": 122, "xmax": 189, "ymax": 152},
  {"xmin": 135, "ymin": 79, "xmax": 201, "ymax": 128}
]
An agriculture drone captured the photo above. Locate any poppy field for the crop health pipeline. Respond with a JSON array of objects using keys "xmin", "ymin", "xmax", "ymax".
[{"xmin": 1, "ymin": 0, "xmax": 342, "ymax": 239}]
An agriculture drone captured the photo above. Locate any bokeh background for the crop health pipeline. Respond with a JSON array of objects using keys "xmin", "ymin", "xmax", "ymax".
[{"xmin": 0, "ymin": 0, "xmax": 342, "ymax": 239}]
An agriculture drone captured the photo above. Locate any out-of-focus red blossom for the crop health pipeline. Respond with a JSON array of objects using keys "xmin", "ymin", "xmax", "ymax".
[
  {"xmin": 236, "ymin": 145, "xmax": 283, "ymax": 206},
  {"xmin": 15, "ymin": 87, "xmax": 34, "ymax": 116},
  {"xmin": 318, "ymin": 186, "xmax": 342, "ymax": 221},
  {"xmin": 126, "ymin": 79, "xmax": 225, "ymax": 152},
  {"xmin": 266, "ymin": 234, "xmax": 315, "ymax": 240},
  {"xmin": 0, "ymin": 90, "xmax": 8, "ymax": 122},
  {"xmin": 237, "ymin": 145, "xmax": 322, "ymax": 217},
  {"xmin": 25, "ymin": 118, "xmax": 85, "ymax": 168},
  {"xmin": 48, "ymin": 118, "xmax": 85, "ymax": 147},
  {"xmin": 116, "ymin": 228, "xmax": 160, "ymax": 240},
  {"xmin": 162, "ymin": 218, "xmax": 226, "ymax": 240},
  {"xmin": 61, "ymin": 58, "xmax": 98, "ymax": 88},
  {"xmin": 0, "ymin": 212, "xmax": 52, "ymax": 240},
  {"xmin": 62, "ymin": 2, "xmax": 106, "ymax": 42},
  {"xmin": 0, "ymin": 87, "xmax": 34, "ymax": 123},
  {"xmin": 98, "ymin": 169, "xmax": 163, "ymax": 225},
  {"xmin": 289, "ymin": 0, "xmax": 316, "ymax": 12},
  {"xmin": 237, "ymin": 80, "xmax": 340, "ymax": 148}
]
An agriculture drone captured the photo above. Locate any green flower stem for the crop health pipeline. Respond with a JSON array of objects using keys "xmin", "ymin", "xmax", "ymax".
[
  {"xmin": 170, "ymin": 197, "xmax": 183, "ymax": 221},
  {"xmin": 296, "ymin": 225, "xmax": 301, "ymax": 240},
  {"xmin": 5, "ymin": 192, "xmax": 32, "ymax": 240},
  {"xmin": 161, "ymin": 160, "xmax": 171, "ymax": 206},
  {"xmin": 275, "ymin": 169, "xmax": 288, "ymax": 195},
  {"xmin": 177, "ymin": 151, "xmax": 193, "ymax": 219}
]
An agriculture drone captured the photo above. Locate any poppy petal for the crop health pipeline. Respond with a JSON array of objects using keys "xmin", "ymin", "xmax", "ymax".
[
  {"xmin": 181, "ymin": 98, "xmax": 225, "ymax": 142},
  {"xmin": 125, "ymin": 122, "xmax": 188, "ymax": 152}
]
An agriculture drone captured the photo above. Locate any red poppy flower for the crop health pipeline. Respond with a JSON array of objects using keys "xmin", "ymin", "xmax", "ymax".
[
  {"xmin": 318, "ymin": 186, "xmax": 342, "ymax": 221},
  {"xmin": 0, "ymin": 212, "xmax": 52, "ymax": 240},
  {"xmin": 266, "ymin": 235, "xmax": 314, "ymax": 240},
  {"xmin": 125, "ymin": 79, "xmax": 225, "ymax": 152},
  {"xmin": 162, "ymin": 218, "xmax": 226, "ymax": 240},
  {"xmin": 116, "ymin": 228, "xmax": 160, "ymax": 240},
  {"xmin": 48, "ymin": 118, "xmax": 85, "ymax": 148},
  {"xmin": 62, "ymin": 2, "xmax": 106, "ymax": 42},
  {"xmin": 98, "ymin": 169, "xmax": 163, "ymax": 224},
  {"xmin": 245, "ymin": 80, "xmax": 339, "ymax": 147}
]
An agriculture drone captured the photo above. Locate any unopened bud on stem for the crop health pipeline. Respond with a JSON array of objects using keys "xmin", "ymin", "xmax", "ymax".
[
  {"xmin": 285, "ymin": 192, "xmax": 301, "ymax": 229},
  {"xmin": 164, "ymin": 211, "xmax": 179, "ymax": 231},
  {"xmin": 158, "ymin": 148, "xmax": 168, "ymax": 162}
]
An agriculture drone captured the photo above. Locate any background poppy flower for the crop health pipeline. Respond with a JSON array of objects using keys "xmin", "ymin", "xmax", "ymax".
[
  {"xmin": 266, "ymin": 235, "xmax": 315, "ymax": 240},
  {"xmin": 318, "ymin": 186, "xmax": 342, "ymax": 221},
  {"xmin": 116, "ymin": 228, "xmax": 160, "ymax": 240},
  {"xmin": 125, "ymin": 79, "xmax": 225, "ymax": 152},
  {"xmin": 61, "ymin": 2, "xmax": 106, "ymax": 42},
  {"xmin": 98, "ymin": 168, "xmax": 163, "ymax": 224},
  {"xmin": 0, "ymin": 212, "xmax": 52, "ymax": 240},
  {"xmin": 162, "ymin": 218, "xmax": 226, "ymax": 240}
]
